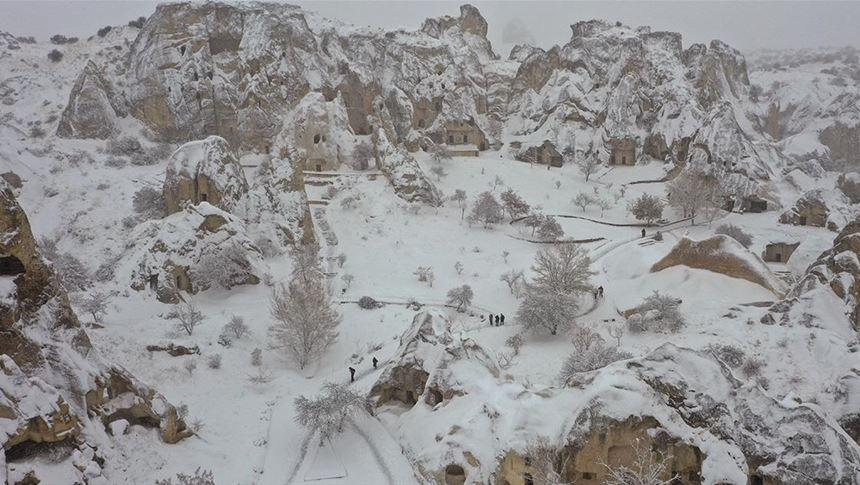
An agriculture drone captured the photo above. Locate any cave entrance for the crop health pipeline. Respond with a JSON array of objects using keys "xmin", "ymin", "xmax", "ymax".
[
  {"xmin": 0, "ymin": 254, "xmax": 25, "ymax": 276},
  {"xmin": 4, "ymin": 438, "xmax": 76, "ymax": 463},
  {"xmin": 444, "ymin": 464, "xmax": 466, "ymax": 485}
]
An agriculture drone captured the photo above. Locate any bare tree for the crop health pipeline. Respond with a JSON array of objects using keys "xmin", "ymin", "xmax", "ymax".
[
  {"xmin": 666, "ymin": 168, "xmax": 725, "ymax": 225},
  {"xmin": 352, "ymin": 142, "xmax": 376, "ymax": 170},
  {"xmin": 430, "ymin": 165, "xmax": 448, "ymax": 180},
  {"xmin": 446, "ymin": 285, "xmax": 473, "ymax": 312},
  {"xmin": 454, "ymin": 261, "xmax": 464, "ymax": 275},
  {"xmin": 576, "ymin": 157, "xmax": 601, "ymax": 182},
  {"xmin": 530, "ymin": 244, "xmax": 594, "ymax": 296},
  {"xmin": 341, "ymin": 273, "xmax": 354, "ymax": 289},
  {"xmin": 295, "ymin": 382, "xmax": 368, "ymax": 445},
  {"xmin": 523, "ymin": 213, "xmax": 544, "ymax": 237},
  {"xmin": 628, "ymin": 194, "xmax": 665, "ymax": 226},
  {"xmin": 191, "ymin": 243, "xmax": 256, "ymax": 290},
  {"xmin": 132, "ymin": 186, "xmax": 164, "ymax": 220},
  {"xmin": 601, "ymin": 439, "xmax": 677, "ymax": 485},
  {"xmin": 572, "ymin": 192, "xmax": 595, "ymax": 212},
  {"xmin": 595, "ymin": 197, "xmax": 611, "ymax": 217},
  {"xmin": 560, "ymin": 330, "xmax": 631, "ymax": 381},
  {"xmin": 155, "ymin": 469, "xmax": 216, "ymax": 485},
  {"xmin": 290, "ymin": 243, "xmax": 323, "ymax": 285},
  {"xmin": 522, "ymin": 437, "xmax": 572, "ymax": 485},
  {"xmin": 413, "ymin": 266, "xmax": 435, "ymax": 287},
  {"xmin": 608, "ymin": 323, "xmax": 625, "ymax": 347},
  {"xmin": 489, "ymin": 175, "xmax": 505, "ymax": 192},
  {"xmin": 537, "ymin": 215, "xmax": 564, "ymax": 241},
  {"xmin": 224, "ymin": 315, "xmax": 249, "ymax": 339},
  {"xmin": 467, "ymin": 191, "xmax": 504, "ymax": 228},
  {"xmin": 168, "ymin": 301, "xmax": 204, "ymax": 336},
  {"xmin": 500, "ymin": 269, "xmax": 524, "ymax": 295},
  {"xmin": 80, "ymin": 291, "xmax": 109, "ymax": 322},
  {"xmin": 500, "ymin": 188, "xmax": 531, "ymax": 221},
  {"xmin": 269, "ymin": 278, "xmax": 341, "ymax": 369},
  {"xmin": 450, "ymin": 189, "xmax": 468, "ymax": 220}
]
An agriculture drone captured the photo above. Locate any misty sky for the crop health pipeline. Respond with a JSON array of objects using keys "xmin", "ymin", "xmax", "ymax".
[{"xmin": 1, "ymin": 1, "xmax": 858, "ymax": 56}]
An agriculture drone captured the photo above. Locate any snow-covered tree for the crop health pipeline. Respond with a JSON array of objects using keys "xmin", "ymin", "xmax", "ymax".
[
  {"xmin": 454, "ymin": 261, "xmax": 464, "ymax": 275},
  {"xmin": 666, "ymin": 168, "xmax": 724, "ymax": 225},
  {"xmin": 290, "ymin": 243, "xmax": 323, "ymax": 285},
  {"xmin": 530, "ymin": 244, "xmax": 594, "ymax": 297},
  {"xmin": 500, "ymin": 269, "xmax": 524, "ymax": 295},
  {"xmin": 516, "ymin": 289, "xmax": 578, "ymax": 335},
  {"xmin": 80, "ymin": 290, "xmax": 109, "ymax": 322},
  {"xmin": 559, "ymin": 331, "xmax": 631, "ymax": 380},
  {"xmin": 601, "ymin": 439, "xmax": 677, "ymax": 485},
  {"xmin": 629, "ymin": 194, "xmax": 664, "ymax": 226},
  {"xmin": 500, "ymin": 188, "xmax": 531, "ymax": 221},
  {"xmin": 446, "ymin": 285, "xmax": 473, "ymax": 312},
  {"xmin": 576, "ymin": 157, "xmax": 601, "ymax": 182},
  {"xmin": 715, "ymin": 224, "xmax": 753, "ymax": 248},
  {"xmin": 627, "ymin": 292, "xmax": 685, "ymax": 333},
  {"xmin": 429, "ymin": 144, "xmax": 453, "ymax": 164},
  {"xmin": 450, "ymin": 189, "xmax": 468, "ymax": 220},
  {"xmin": 537, "ymin": 215, "xmax": 564, "ymax": 241},
  {"xmin": 351, "ymin": 141, "xmax": 376, "ymax": 170},
  {"xmin": 523, "ymin": 212, "xmax": 544, "ymax": 237},
  {"xmin": 572, "ymin": 192, "xmax": 595, "ymax": 212},
  {"xmin": 490, "ymin": 175, "xmax": 505, "ymax": 192},
  {"xmin": 190, "ymin": 243, "xmax": 256, "ymax": 290},
  {"xmin": 467, "ymin": 191, "xmax": 504, "ymax": 227},
  {"xmin": 295, "ymin": 382, "xmax": 368, "ymax": 445},
  {"xmin": 341, "ymin": 273, "xmax": 354, "ymax": 289},
  {"xmin": 168, "ymin": 300, "xmax": 204, "ymax": 336},
  {"xmin": 269, "ymin": 277, "xmax": 340, "ymax": 369},
  {"xmin": 39, "ymin": 236, "xmax": 91, "ymax": 291}
]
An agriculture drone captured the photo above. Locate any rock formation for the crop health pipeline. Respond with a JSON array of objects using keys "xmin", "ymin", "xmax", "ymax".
[
  {"xmin": 374, "ymin": 130, "xmax": 442, "ymax": 206},
  {"xmin": 651, "ymin": 235, "xmax": 787, "ymax": 294},
  {"xmin": 124, "ymin": 202, "xmax": 263, "ymax": 303},
  {"xmin": 778, "ymin": 189, "xmax": 837, "ymax": 230},
  {"xmin": 56, "ymin": 61, "xmax": 126, "ymax": 139},
  {"xmin": 0, "ymin": 183, "xmax": 188, "ymax": 482},
  {"xmin": 163, "ymin": 135, "xmax": 248, "ymax": 215}
]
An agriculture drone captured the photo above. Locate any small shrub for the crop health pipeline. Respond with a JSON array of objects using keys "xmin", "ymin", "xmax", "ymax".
[
  {"xmin": 251, "ymin": 348, "xmax": 262, "ymax": 367},
  {"xmin": 128, "ymin": 16, "xmax": 147, "ymax": 29},
  {"xmin": 106, "ymin": 136, "xmax": 143, "ymax": 156},
  {"xmin": 16, "ymin": 36, "xmax": 36, "ymax": 44},
  {"xmin": 358, "ymin": 296, "xmax": 383, "ymax": 310},
  {"xmin": 207, "ymin": 354, "xmax": 222, "ymax": 369},
  {"xmin": 217, "ymin": 334, "xmax": 232, "ymax": 348},
  {"xmin": 105, "ymin": 157, "xmax": 127, "ymax": 168},
  {"xmin": 627, "ymin": 292, "xmax": 685, "ymax": 333},
  {"xmin": 155, "ymin": 469, "xmax": 215, "ymax": 485},
  {"xmin": 223, "ymin": 315, "xmax": 249, "ymax": 339},
  {"xmin": 97, "ymin": 26, "xmax": 113, "ymax": 38},
  {"xmin": 50, "ymin": 34, "xmax": 77, "ymax": 45},
  {"xmin": 708, "ymin": 344, "xmax": 744, "ymax": 368},
  {"xmin": 29, "ymin": 125, "xmax": 46, "ymax": 138},
  {"xmin": 741, "ymin": 356, "xmax": 764, "ymax": 378},
  {"xmin": 132, "ymin": 186, "xmax": 163, "ymax": 220},
  {"xmin": 184, "ymin": 359, "xmax": 197, "ymax": 375},
  {"xmin": 715, "ymin": 224, "xmax": 753, "ymax": 248}
]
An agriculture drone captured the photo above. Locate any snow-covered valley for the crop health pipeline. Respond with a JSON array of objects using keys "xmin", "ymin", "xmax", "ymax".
[{"xmin": 1, "ymin": 3, "xmax": 859, "ymax": 485}]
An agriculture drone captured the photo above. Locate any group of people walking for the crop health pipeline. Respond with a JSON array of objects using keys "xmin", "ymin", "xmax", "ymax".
[
  {"xmin": 485, "ymin": 313, "xmax": 505, "ymax": 326},
  {"xmin": 348, "ymin": 356, "xmax": 379, "ymax": 383}
]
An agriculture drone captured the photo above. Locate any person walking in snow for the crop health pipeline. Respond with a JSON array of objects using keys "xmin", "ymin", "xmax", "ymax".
[
  {"xmin": 641, "ymin": 228, "xmax": 646, "ymax": 238},
  {"xmin": 500, "ymin": 313, "xmax": 505, "ymax": 325},
  {"xmin": 489, "ymin": 313, "xmax": 494, "ymax": 326},
  {"xmin": 597, "ymin": 286, "xmax": 604, "ymax": 299},
  {"xmin": 372, "ymin": 357, "xmax": 378, "ymax": 369},
  {"xmin": 349, "ymin": 367, "xmax": 356, "ymax": 383},
  {"xmin": 495, "ymin": 315, "xmax": 500, "ymax": 325}
]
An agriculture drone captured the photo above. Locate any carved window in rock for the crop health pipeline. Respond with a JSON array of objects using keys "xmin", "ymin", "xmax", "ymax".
[{"xmin": 313, "ymin": 134, "xmax": 321, "ymax": 144}]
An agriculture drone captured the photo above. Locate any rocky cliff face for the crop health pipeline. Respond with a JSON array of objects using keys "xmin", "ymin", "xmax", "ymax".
[{"xmin": 0, "ymin": 184, "xmax": 188, "ymax": 483}]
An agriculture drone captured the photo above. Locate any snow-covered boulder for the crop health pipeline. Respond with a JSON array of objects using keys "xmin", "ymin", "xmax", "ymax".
[
  {"xmin": 124, "ymin": 203, "xmax": 263, "ymax": 303},
  {"xmin": 0, "ymin": 183, "xmax": 189, "ymax": 460},
  {"xmin": 163, "ymin": 136, "xmax": 248, "ymax": 216},
  {"xmin": 56, "ymin": 61, "xmax": 126, "ymax": 139},
  {"xmin": 651, "ymin": 235, "xmax": 787, "ymax": 294}
]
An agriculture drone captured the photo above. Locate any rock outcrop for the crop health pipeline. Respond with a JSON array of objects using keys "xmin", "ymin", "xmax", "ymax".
[
  {"xmin": 0, "ymin": 183, "xmax": 188, "ymax": 479},
  {"xmin": 124, "ymin": 203, "xmax": 263, "ymax": 303},
  {"xmin": 374, "ymin": 130, "xmax": 442, "ymax": 206},
  {"xmin": 651, "ymin": 235, "xmax": 787, "ymax": 294},
  {"xmin": 163, "ymin": 136, "xmax": 248, "ymax": 215},
  {"xmin": 56, "ymin": 61, "xmax": 126, "ymax": 139},
  {"xmin": 778, "ymin": 189, "xmax": 837, "ymax": 230}
]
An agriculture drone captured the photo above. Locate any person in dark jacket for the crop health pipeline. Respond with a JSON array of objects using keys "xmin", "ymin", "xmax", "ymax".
[
  {"xmin": 349, "ymin": 367, "xmax": 356, "ymax": 383},
  {"xmin": 489, "ymin": 313, "xmax": 494, "ymax": 325},
  {"xmin": 495, "ymin": 315, "xmax": 500, "ymax": 325},
  {"xmin": 372, "ymin": 357, "xmax": 378, "ymax": 369},
  {"xmin": 641, "ymin": 228, "xmax": 646, "ymax": 238},
  {"xmin": 500, "ymin": 314, "xmax": 505, "ymax": 324}
]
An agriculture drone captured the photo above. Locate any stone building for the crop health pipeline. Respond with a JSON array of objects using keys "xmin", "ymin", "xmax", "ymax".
[
  {"xmin": 445, "ymin": 120, "xmax": 487, "ymax": 156},
  {"xmin": 779, "ymin": 190, "xmax": 830, "ymax": 228},
  {"xmin": 162, "ymin": 136, "xmax": 249, "ymax": 216},
  {"xmin": 517, "ymin": 140, "xmax": 563, "ymax": 167},
  {"xmin": 762, "ymin": 241, "xmax": 799, "ymax": 263},
  {"xmin": 741, "ymin": 195, "xmax": 769, "ymax": 213},
  {"xmin": 607, "ymin": 137, "xmax": 636, "ymax": 165}
]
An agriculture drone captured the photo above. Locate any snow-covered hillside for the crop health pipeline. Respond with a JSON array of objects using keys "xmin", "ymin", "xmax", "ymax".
[{"xmin": 1, "ymin": 3, "xmax": 859, "ymax": 485}]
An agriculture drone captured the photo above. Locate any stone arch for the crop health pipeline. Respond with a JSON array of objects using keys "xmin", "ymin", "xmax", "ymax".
[
  {"xmin": 444, "ymin": 464, "xmax": 466, "ymax": 485},
  {"xmin": 418, "ymin": 118, "xmax": 425, "ymax": 128}
]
